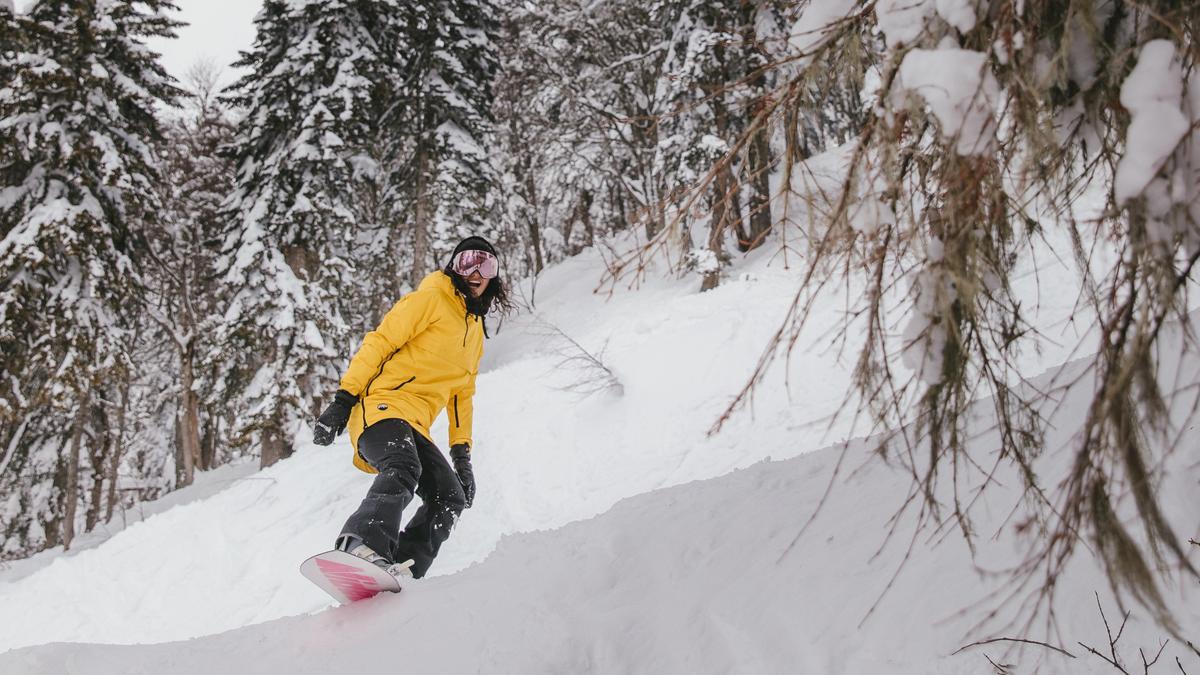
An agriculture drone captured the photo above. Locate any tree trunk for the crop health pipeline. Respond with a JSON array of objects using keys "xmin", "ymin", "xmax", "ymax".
[
  {"xmin": 612, "ymin": 186, "xmax": 627, "ymax": 232},
  {"xmin": 411, "ymin": 140, "xmax": 430, "ymax": 288},
  {"xmin": 743, "ymin": 123, "xmax": 773, "ymax": 251},
  {"xmin": 62, "ymin": 398, "xmax": 88, "ymax": 550},
  {"xmin": 703, "ymin": 163, "xmax": 742, "ymax": 292},
  {"xmin": 524, "ymin": 171, "xmax": 544, "ymax": 274},
  {"xmin": 176, "ymin": 351, "xmax": 201, "ymax": 487},
  {"xmin": 199, "ymin": 411, "xmax": 217, "ymax": 471},
  {"xmin": 704, "ymin": 88, "xmax": 742, "ymax": 292},
  {"xmin": 740, "ymin": 4, "xmax": 773, "ymax": 252},
  {"xmin": 260, "ymin": 423, "xmax": 293, "ymax": 469},
  {"xmin": 86, "ymin": 438, "xmax": 105, "ymax": 533},
  {"xmin": 105, "ymin": 382, "xmax": 128, "ymax": 522},
  {"xmin": 85, "ymin": 397, "xmax": 107, "ymax": 532},
  {"xmin": 784, "ymin": 104, "xmax": 811, "ymax": 165},
  {"xmin": 260, "ymin": 428, "xmax": 281, "ymax": 469},
  {"xmin": 579, "ymin": 190, "xmax": 595, "ymax": 250}
]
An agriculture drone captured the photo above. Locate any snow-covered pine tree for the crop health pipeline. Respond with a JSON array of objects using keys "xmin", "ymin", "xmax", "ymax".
[
  {"xmin": 657, "ymin": 0, "xmax": 788, "ymax": 292},
  {"xmin": 736, "ymin": 1, "xmax": 785, "ymax": 254},
  {"xmin": 657, "ymin": 0, "xmax": 748, "ymax": 290},
  {"xmin": 398, "ymin": 0, "xmax": 501, "ymax": 284},
  {"xmin": 0, "ymin": 0, "xmax": 180, "ymax": 556},
  {"xmin": 0, "ymin": 2, "xmax": 15, "ymax": 78},
  {"xmin": 220, "ymin": 0, "xmax": 406, "ymax": 467}
]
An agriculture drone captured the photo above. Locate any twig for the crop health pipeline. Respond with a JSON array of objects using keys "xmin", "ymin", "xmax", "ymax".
[
  {"xmin": 528, "ymin": 314, "xmax": 623, "ymax": 397},
  {"xmin": 1075, "ymin": 592, "xmax": 1180, "ymax": 675},
  {"xmin": 953, "ymin": 636, "xmax": 1077, "ymax": 659},
  {"xmin": 1100, "ymin": 591, "xmax": 1132, "ymax": 669},
  {"xmin": 1079, "ymin": 641, "xmax": 1131, "ymax": 674},
  {"xmin": 1142, "ymin": 642, "xmax": 1168, "ymax": 672},
  {"xmin": 984, "ymin": 653, "xmax": 1013, "ymax": 674}
]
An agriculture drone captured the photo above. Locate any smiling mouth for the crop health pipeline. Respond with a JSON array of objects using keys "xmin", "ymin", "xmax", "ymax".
[{"xmin": 467, "ymin": 279, "xmax": 483, "ymax": 293}]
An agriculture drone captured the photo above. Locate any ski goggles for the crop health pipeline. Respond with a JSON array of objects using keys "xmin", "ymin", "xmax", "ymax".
[{"xmin": 451, "ymin": 249, "xmax": 499, "ymax": 279}]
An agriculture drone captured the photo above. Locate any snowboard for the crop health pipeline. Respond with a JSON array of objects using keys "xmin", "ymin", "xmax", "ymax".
[{"xmin": 300, "ymin": 550, "xmax": 403, "ymax": 604}]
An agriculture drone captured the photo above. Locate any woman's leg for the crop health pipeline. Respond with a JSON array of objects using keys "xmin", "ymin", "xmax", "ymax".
[
  {"xmin": 339, "ymin": 419, "xmax": 423, "ymax": 558},
  {"xmin": 391, "ymin": 432, "xmax": 466, "ymax": 578}
]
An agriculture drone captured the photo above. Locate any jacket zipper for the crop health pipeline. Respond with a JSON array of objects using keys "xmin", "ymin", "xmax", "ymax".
[
  {"xmin": 388, "ymin": 376, "xmax": 416, "ymax": 392},
  {"xmin": 453, "ymin": 395, "xmax": 460, "ymax": 428}
]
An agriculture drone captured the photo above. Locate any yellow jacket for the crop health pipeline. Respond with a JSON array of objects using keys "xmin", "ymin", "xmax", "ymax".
[{"xmin": 340, "ymin": 271, "xmax": 484, "ymax": 473}]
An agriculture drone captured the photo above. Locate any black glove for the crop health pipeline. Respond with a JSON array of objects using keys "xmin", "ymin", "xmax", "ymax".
[
  {"xmin": 313, "ymin": 390, "xmax": 358, "ymax": 446},
  {"xmin": 450, "ymin": 443, "xmax": 475, "ymax": 508}
]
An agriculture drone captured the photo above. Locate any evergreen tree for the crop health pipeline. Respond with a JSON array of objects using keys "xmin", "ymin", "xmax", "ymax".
[
  {"xmin": 658, "ymin": 0, "xmax": 790, "ymax": 291},
  {"xmin": 220, "ymin": 0, "xmax": 404, "ymax": 467},
  {"xmin": 657, "ymin": 0, "xmax": 747, "ymax": 290},
  {"xmin": 0, "ymin": 0, "xmax": 180, "ymax": 556},
  {"xmin": 399, "ymin": 0, "xmax": 502, "ymax": 284}
]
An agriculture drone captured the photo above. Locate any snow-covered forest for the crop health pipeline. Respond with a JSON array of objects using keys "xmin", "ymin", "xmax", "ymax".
[
  {"xmin": 2, "ymin": 0, "xmax": 1199, "ymax": 670},
  {"xmin": 0, "ymin": 0, "xmax": 855, "ymax": 561}
]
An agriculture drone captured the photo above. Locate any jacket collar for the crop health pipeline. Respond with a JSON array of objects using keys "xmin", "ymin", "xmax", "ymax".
[{"xmin": 420, "ymin": 271, "xmax": 467, "ymax": 313}]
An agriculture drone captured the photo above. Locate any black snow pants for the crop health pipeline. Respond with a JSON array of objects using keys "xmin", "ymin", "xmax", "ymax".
[{"xmin": 340, "ymin": 418, "xmax": 466, "ymax": 578}]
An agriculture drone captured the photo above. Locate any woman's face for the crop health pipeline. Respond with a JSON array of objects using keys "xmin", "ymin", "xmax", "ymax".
[{"xmin": 464, "ymin": 271, "xmax": 490, "ymax": 298}]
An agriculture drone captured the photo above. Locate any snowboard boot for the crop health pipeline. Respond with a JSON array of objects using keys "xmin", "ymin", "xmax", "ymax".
[
  {"xmin": 335, "ymin": 535, "xmax": 416, "ymax": 580},
  {"xmin": 335, "ymin": 534, "xmax": 391, "ymax": 571}
]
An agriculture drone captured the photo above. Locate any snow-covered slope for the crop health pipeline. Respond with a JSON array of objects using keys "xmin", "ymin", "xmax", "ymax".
[
  {"xmin": 4, "ymin": 350, "xmax": 1198, "ymax": 673},
  {"xmin": 0, "ymin": 241, "xmax": 883, "ymax": 649},
  {"xmin": 1, "ymin": 231, "xmax": 1197, "ymax": 673}
]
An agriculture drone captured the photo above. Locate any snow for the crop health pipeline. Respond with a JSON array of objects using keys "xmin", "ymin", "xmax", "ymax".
[
  {"xmin": 1114, "ymin": 40, "xmax": 1189, "ymax": 205},
  {"xmin": 896, "ymin": 47, "xmax": 999, "ymax": 155},
  {"xmin": 787, "ymin": 0, "xmax": 857, "ymax": 57},
  {"xmin": 901, "ymin": 264, "xmax": 955, "ymax": 384},
  {"xmin": 875, "ymin": 0, "xmax": 934, "ymax": 49},
  {"xmin": 935, "ymin": 0, "xmax": 976, "ymax": 33},
  {"xmin": 0, "ymin": 460, "xmax": 260, "ymax": 583},
  {"xmin": 847, "ymin": 191, "xmax": 894, "ymax": 235}
]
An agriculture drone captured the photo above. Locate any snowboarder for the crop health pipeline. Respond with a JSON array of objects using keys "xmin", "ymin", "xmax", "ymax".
[{"xmin": 311, "ymin": 236, "xmax": 509, "ymax": 579}]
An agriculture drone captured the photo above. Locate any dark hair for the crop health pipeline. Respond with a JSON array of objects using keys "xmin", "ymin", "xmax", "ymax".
[{"xmin": 443, "ymin": 236, "xmax": 514, "ymax": 321}]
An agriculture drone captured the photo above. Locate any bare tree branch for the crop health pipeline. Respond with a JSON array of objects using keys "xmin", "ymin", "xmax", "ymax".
[{"xmin": 953, "ymin": 636, "xmax": 1077, "ymax": 659}]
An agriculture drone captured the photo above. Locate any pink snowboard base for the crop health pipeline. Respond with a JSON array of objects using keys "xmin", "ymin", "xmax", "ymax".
[{"xmin": 300, "ymin": 550, "xmax": 402, "ymax": 604}]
